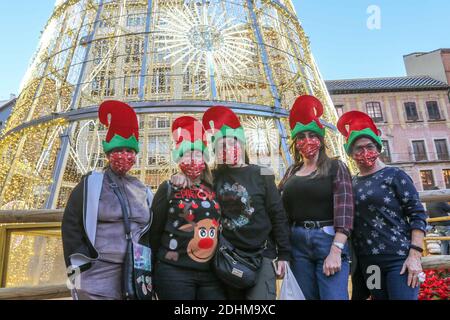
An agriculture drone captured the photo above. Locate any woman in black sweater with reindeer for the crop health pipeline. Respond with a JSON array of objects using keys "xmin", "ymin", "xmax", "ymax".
[{"xmin": 149, "ymin": 116, "xmax": 225, "ymax": 300}]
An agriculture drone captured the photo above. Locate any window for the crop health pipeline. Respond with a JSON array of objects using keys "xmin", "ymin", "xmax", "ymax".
[
  {"xmin": 366, "ymin": 102, "xmax": 384, "ymax": 122},
  {"xmin": 404, "ymin": 102, "xmax": 419, "ymax": 121},
  {"xmin": 380, "ymin": 140, "xmax": 392, "ymax": 163},
  {"xmin": 147, "ymin": 135, "xmax": 170, "ymax": 165},
  {"xmin": 183, "ymin": 69, "xmax": 193, "ymax": 93},
  {"xmin": 420, "ymin": 170, "xmax": 435, "ymax": 191},
  {"xmin": 148, "ymin": 117, "xmax": 170, "ymax": 129},
  {"xmin": 443, "ymin": 169, "xmax": 450, "ymax": 189},
  {"xmin": 125, "ymin": 37, "xmax": 143, "ymax": 64},
  {"xmin": 151, "ymin": 67, "xmax": 171, "ymax": 94},
  {"xmin": 426, "ymin": 101, "xmax": 442, "ymax": 120},
  {"xmin": 127, "ymin": 14, "xmax": 145, "ymax": 27},
  {"xmin": 123, "ymin": 69, "xmax": 140, "ymax": 96},
  {"xmin": 435, "ymin": 139, "xmax": 449, "ymax": 160},
  {"xmin": 91, "ymin": 70, "xmax": 115, "ymax": 97},
  {"xmin": 335, "ymin": 105, "xmax": 344, "ymax": 117},
  {"xmin": 412, "ymin": 140, "xmax": 427, "ymax": 161}
]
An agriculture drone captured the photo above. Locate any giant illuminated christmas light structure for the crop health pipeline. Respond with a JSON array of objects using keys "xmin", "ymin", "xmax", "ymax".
[{"xmin": 0, "ymin": 0, "xmax": 345, "ymax": 210}]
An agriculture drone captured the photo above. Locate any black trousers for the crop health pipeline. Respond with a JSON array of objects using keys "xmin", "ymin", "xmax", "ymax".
[
  {"xmin": 154, "ymin": 260, "xmax": 226, "ymax": 300},
  {"xmin": 225, "ymin": 258, "xmax": 277, "ymax": 300}
]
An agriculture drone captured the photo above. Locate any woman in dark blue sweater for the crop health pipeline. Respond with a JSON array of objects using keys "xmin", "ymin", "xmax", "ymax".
[{"xmin": 337, "ymin": 111, "xmax": 428, "ymax": 300}]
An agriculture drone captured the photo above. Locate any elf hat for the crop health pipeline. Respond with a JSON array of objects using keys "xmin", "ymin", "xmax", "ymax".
[
  {"xmin": 289, "ymin": 95, "xmax": 326, "ymax": 139},
  {"xmin": 99, "ymin": 100, "xmax": 140, "ymax": 153},
  {"xmin": 337, "ymin": 111, "xmax": 383, "ymax": 154},
  {"xmin": 172, "ymin": 116, "xmax": 209, "ymax": 162},
  {"xmin": 202, "ymin": 106, "xmax": 246, "ymax": 145}
]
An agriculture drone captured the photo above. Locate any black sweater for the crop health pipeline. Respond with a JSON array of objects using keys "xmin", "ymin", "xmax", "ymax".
[
  {"xmin": 149, "ymin": 181, "xmax": 221, "ymax": 271},
  {"xmin": 214, "ymin": 165, "xmax": 291, "ymax": 261}
]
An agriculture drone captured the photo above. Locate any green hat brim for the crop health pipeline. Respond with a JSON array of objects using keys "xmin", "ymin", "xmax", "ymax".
[
  {"xmin": 172, "ymin": 140, "xmax": 209, "ymax": 162},
  {"xmin": 211, "ymin": 125, "xmax": 246, "ymax": 145},
  {"xmin": 344, "ymin": 128, "xmax": 383, "ymax": 154},
  {"xmin": 291, "ymin": 121, "xmax": 326, "ymax": 139},
  {"xmin": 103, "ymin": 134, "xmax": 140, "ymax": 153}
]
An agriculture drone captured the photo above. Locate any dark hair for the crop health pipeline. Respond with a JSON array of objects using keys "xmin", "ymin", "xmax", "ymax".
[{"xmin": 200, "ymin": 162, "xmax": 214, "ymax": 186}]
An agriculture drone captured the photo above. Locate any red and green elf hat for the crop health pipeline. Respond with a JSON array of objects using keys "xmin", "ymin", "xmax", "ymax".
[
  {"xmin": 337, "ymin": 111, "xmax": 383, "ymax": 154},
  {"xmin": 202, "ymin": 106, "xmax": 246, "ymax": 145},
  {"xmin": 172, "ymin": 116, "xmax": 209, "ymax": 162},
  {"xmin": 289, "ymin": 95, "xmax": 326, "ymax": 139},
  {"xmin": 98, "ymin": 100, "xmax": 140, "ymax": 153}
]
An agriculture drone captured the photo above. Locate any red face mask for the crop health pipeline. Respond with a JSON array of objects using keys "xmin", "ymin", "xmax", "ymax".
[
  {"xmin": 221, "ymin": 145, "xmax": 241, "ymax": 166},
  {"xmin": 296, "ymin": 137, "xmax": 321, "ymax": 160},
  {"xmin": 108, "ymin": 150, "xmax": 136, "ymax": 176},
  {"xmin": 217, "ymin": 142, "xmax": 242, "ymax": 166},
  {"xmin": 179, "ymin": 159, "xmax": 206, "ymax": 181},
  {"xmin": 354, "ymin": 149, "xmax": 379, "ymax": 169}
]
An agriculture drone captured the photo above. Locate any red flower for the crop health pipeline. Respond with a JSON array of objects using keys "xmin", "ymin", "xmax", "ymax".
[{"xmin": 419, "ymin": 268, "xmax": 449, "ymax": 300}]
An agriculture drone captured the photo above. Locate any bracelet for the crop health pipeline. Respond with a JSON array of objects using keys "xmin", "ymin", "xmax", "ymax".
[{"xmin": 409, "ymin": 244, "xmax": 423, "ymax": 253}]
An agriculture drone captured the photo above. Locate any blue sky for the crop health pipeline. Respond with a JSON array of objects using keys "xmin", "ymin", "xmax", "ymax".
[{"xmin": 0, "ymin": 0, "xmax": 449, "ymax": 100}]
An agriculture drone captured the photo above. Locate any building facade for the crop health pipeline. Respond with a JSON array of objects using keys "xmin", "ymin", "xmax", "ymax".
[
  {"xmin": 404, "ymin": 48, "xmax": 450, "ymax": 85},
  {"xmin": 0, "ymin": 96, "xmax": 16, "ymax": 132},
  {"xmin": 327, "ymin": 76, "xmax": 450, "ymax": 191}
]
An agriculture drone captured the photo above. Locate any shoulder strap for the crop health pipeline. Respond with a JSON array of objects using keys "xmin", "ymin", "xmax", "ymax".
[{"xmin": 85, "ymin": 171, "xmax": 104, "ymax": 245}]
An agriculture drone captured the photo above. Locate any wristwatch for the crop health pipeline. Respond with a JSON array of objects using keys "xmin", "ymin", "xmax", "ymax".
[{"xmin": 333, "ymin": 241, "xmax": 345, "ymax": 250}]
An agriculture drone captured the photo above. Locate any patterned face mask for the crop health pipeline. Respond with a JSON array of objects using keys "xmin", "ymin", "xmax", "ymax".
[
  {"xmin": 221, "ymin": 145, "xmax": 241, "ymax": 166},
  {"xmin": 108, "ymin": 149, "xmax": 136, "ymax": 176},
  {"xmin": 217, "ymin": 138, "xmax": 242, "ymax": 166},
  {"xmin": 354, "ymin": 149, "xmax": 379, "ymax": 169},
  {"xmin": 296, "ymin": 137, "xmax": 321, "ymax": 160},
  {"xmin": 179, "ymin": 159, "xmax": 206, "ymax": 181}
]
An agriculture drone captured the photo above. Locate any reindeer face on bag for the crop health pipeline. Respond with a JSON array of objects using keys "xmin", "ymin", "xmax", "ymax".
[{"xmin": 164, "ymin": 188, "xmax": 221, "ymax": 263}]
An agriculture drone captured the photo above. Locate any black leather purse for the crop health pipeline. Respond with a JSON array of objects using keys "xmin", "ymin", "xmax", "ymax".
[
  {"xmin": 106, "ymin": 174, "xmax": 153, "ymax": 300},
  {"xmin": 213, "ymin": 235, "xmax": 264, "ymax": 290}
]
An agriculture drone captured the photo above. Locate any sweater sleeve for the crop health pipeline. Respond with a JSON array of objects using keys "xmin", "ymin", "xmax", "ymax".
[
  {"xmin": 393, "ymin": 170, "xmax": 428, "ymax": 234},
  {"xmin": 264, "ymin": 172, "xmax": 292, "ymax": 261},
  {"xmin": 149, "ymin": 181, "xmax": 170, "ymax": 257},
  {"xmin": 61, "ymin": 177, "xmax": 88, "ymax": 269},
  {"xmin": 332, "ymin": 160, "xmax": 355, "ymax": 237}
]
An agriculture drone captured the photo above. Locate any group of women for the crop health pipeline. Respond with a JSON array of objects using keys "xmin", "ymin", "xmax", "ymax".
[{"xmin": 61, "ymin": 95, "xmax": 427, "ymax": 301}]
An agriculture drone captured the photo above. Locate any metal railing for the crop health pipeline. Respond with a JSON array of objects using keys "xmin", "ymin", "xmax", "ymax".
[{"xmin": 0, "ymin": 190, "xmax": 449, "ymax": 300}]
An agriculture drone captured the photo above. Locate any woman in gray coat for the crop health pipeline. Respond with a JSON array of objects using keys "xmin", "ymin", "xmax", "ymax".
[{"xmin": 62, "ymin": 100, "xmax": 153, "ymax": 300}]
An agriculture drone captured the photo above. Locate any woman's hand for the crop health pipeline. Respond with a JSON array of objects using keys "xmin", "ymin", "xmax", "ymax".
[
  {"xmin": 276, "ymin": 260, "xmax": 288, "ymax": 279},
  {"xmin": 171, "ymin": 173, "xmax": 189, "ymax": 188},
  {"xmin": 323, "ymin": 246, "xmax": 342, "ymax": 277},
  {"xmin": 400, "ymin": 249, "xmax": 423, "ymax": 288}
]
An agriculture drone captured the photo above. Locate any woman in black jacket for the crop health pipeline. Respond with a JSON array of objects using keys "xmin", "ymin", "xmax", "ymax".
[{"xmin": 173, "ymin": 106, "xmax": 291, "ymax": 300}]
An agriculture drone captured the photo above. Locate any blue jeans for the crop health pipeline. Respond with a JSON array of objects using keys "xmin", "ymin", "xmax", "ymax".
[
  {"xmin": 290, "ymin": 226, "xmax": 350, "ymax": 300},
  {"xmin": 358, "ymin": 255, "xmax": 419, "ymax": 300}
]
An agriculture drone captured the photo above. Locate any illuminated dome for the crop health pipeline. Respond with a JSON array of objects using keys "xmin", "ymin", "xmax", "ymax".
[{"xmin": 0, "ymin": 0, "xmax": 345, "ymax": 209}]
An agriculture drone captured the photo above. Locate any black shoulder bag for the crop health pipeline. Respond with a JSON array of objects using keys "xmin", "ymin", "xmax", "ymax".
[
  {"xmin": 212, "ymin": 171, "xmax": 264, "ymax": 289},
  {"xmin": 106, "ymin": 174, "xmax": 153, "ymax": 300}
]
